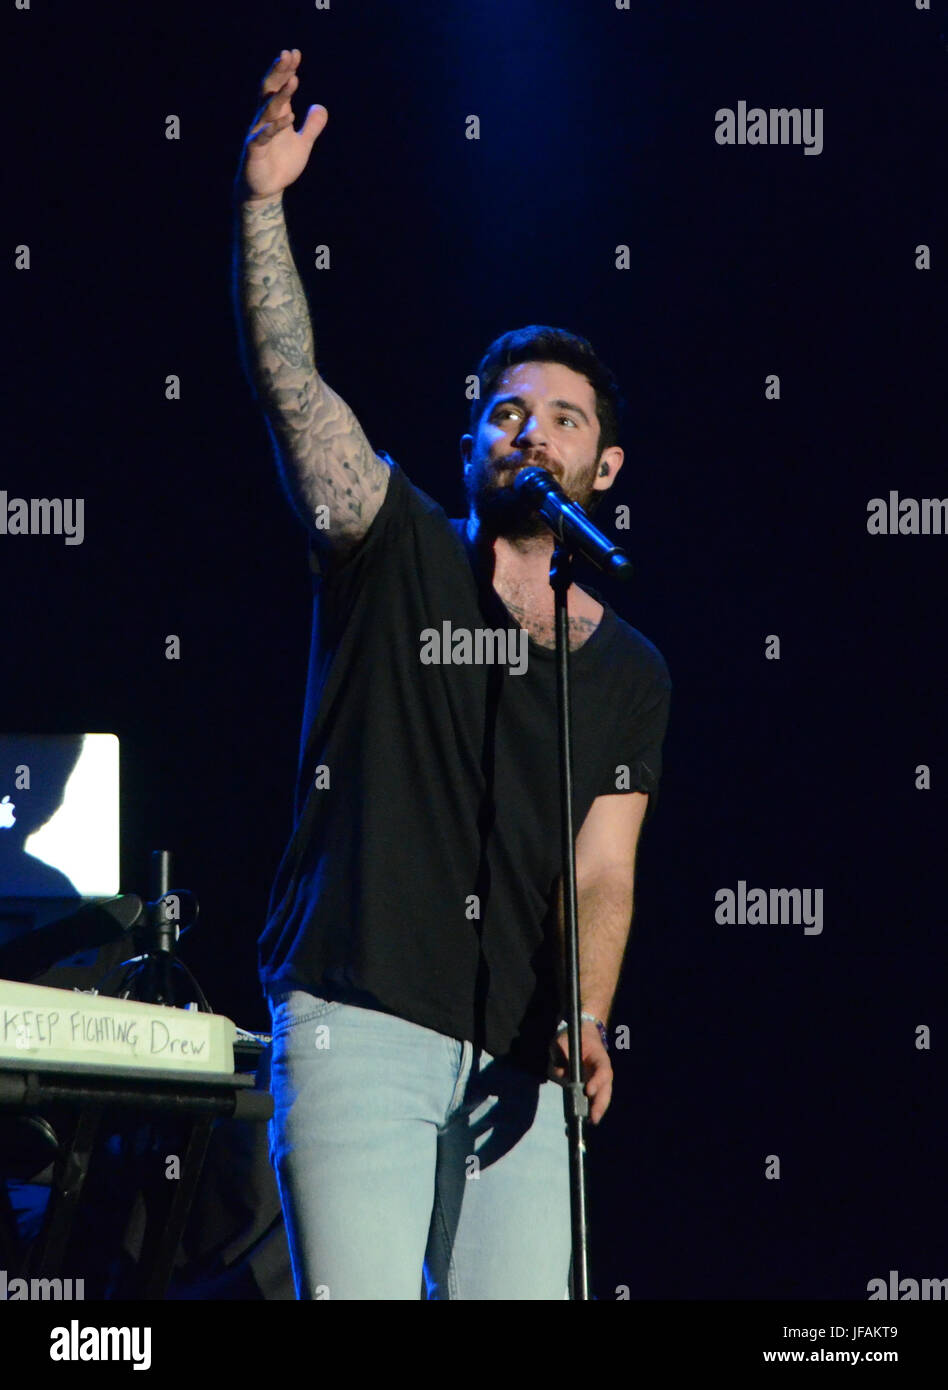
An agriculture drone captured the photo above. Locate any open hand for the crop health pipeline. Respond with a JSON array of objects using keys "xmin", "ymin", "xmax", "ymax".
[{"xmin": 237, "ymin": 48, "xmax": 328, "ymax": 202}]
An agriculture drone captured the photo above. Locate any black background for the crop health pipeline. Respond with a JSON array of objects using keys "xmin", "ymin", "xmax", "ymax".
[{"xmin": 4, "ymin": 0, "xmax": 946, "ymax": 1299}]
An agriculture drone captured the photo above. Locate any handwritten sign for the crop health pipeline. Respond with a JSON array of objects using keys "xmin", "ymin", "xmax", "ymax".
[{"xmin": 0, "ymin": 980, "xmax": 234, "ymax": 1074}]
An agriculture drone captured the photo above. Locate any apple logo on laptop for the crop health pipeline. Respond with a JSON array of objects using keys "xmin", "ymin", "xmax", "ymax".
[{"xmin": 0, "ymin": 796, "xmax": 15, "ymax": 829}]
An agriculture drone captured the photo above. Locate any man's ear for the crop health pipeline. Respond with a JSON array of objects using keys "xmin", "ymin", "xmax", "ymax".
[
  {"xmin": 592, "ymin": 445, "xmax": 624, "ymax": 493},
  {"xmin": 460, "ymin": 433, "xmax": 473, "ymax": 473}
]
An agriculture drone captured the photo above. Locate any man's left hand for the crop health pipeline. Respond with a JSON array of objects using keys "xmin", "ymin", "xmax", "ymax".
[{"xmin": 549, "ymin": 1019, "xmax": 613, "ymax": 1125}]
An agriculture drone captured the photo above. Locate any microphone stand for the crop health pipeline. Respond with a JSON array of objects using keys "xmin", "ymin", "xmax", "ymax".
[
  {"xmin": 515, "ymin": 469, "xmax": 631, "ymax": 1299},
  {"xmin": 503, "ymin": 467, "xmax": 634, "ymax": 1296},
  {"xmin": 94, "ymin": 850, "xmax": 209, "ymax": 1011},
  {"xmin": 549, "ymin": 539, "xmax": 592, "ymax": 1300}
]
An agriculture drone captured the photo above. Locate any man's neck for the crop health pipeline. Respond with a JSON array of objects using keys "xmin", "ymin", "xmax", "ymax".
[
  {"xmin": 464, "ymin": 512, "xmax": 603, "ymax": 650},
  {"xmin": 465, "ymin": 513, "xmax": 557, "ymax": 596}
]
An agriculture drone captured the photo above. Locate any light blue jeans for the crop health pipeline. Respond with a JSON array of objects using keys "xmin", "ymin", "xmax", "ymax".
[{"xmin": 267, "ymin": 988, "xmax": 572, "ymax": 1299}]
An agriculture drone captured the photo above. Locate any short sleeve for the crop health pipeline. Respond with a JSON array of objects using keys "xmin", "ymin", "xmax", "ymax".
[
  {"xmin": 306, "ymin": 449, "xmax": 402, "ymax": 585},
  {"xmin": 597, "ymin": 655, "xmax": 672, "ymax": 820}
]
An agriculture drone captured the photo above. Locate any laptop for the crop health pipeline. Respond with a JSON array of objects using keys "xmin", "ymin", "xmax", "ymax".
[{"xmin": 0, "ymin": 733, "xmax": 120, "ymax": 940}]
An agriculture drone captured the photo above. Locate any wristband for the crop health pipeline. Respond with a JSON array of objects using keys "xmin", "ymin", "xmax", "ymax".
[{"xmin": 556, "ymin": 1013, "xmax": 609, "ymax": 1052}]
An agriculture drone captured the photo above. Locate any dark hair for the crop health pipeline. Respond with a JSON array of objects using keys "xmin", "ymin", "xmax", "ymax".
[{"xmin": 469, "ymin": 325, "xmax": 625, "ymax": 455}]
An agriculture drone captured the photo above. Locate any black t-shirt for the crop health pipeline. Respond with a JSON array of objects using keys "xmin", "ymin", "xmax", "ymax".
[{"xmin": 259, "ymin": 454, "xmax": 672, "ymax": 1076}]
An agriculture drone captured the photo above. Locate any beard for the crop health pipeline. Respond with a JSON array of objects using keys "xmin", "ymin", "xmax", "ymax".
[{"xmin": 465, "ymin": 453, "xmax": 599, "ymax": 540}]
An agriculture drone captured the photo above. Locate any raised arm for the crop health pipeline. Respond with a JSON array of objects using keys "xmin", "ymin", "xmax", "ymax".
[{"xmin": 232, "ymin": 49, "xmax": 390, "ymax": 551}]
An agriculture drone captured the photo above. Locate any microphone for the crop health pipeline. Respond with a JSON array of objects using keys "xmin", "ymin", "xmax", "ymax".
[{"xmin": 512, "ymin": 467, "xmax": 633, "ymax": 581}]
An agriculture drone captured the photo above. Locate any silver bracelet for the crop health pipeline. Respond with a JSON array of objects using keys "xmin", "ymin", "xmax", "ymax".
[{"xmin": 556, "ymin": 1012, "xmax": 609, "ymax": 1051}]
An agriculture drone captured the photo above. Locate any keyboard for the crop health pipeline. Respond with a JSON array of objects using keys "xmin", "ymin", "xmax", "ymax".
[{"xmin": 0, "ymin": 978, "xmax": 235, "ymax": 1077}]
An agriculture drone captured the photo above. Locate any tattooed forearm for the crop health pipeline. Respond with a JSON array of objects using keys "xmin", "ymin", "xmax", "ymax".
[
  {"xmin": 232, "ymin": 193, "xmax": 389, "ymax": 544},
  {"xmin": 235, "ymin": 194, "xmax": 316, "ymax": 381}
]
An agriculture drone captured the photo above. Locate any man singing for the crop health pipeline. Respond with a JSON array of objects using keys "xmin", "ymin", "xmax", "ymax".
[{"xmin": 232, "ymin": 49, "xmax": 671, "ymax": 1300}]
